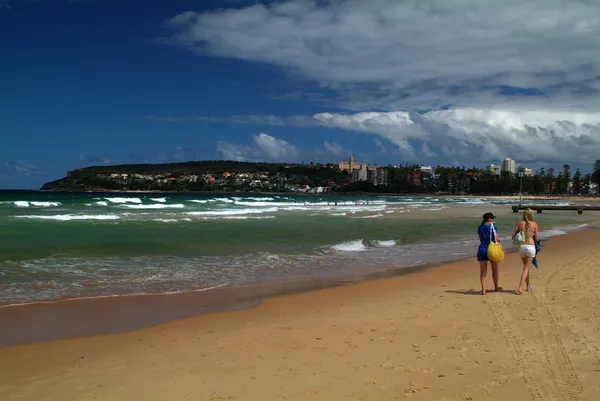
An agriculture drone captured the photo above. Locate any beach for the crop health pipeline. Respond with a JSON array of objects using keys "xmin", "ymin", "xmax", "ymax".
[{"xmin": 2, "ymin": 229, "xmax": 600, "ymax": 400}]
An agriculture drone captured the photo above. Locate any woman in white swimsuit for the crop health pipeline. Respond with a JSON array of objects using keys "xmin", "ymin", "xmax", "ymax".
[{"xmin": 511, "ymin": 208, "xmax": 539, "ymax": 295}]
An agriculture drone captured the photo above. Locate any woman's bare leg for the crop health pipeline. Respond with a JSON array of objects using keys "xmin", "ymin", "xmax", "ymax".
[
  {"xmin": 479, "ymin": 261, "xmax": 488, "ymax": 295},
  {"xmin": 517, "ymin": 257, "xmax": 533, "ymax": 294},
  {"xmin": 525, "ymin": 271, "xmax": 531, "ymax": 291},
  {"xmin": 491, "ymin": 262, "xmax": 502, "ymax": 291}
]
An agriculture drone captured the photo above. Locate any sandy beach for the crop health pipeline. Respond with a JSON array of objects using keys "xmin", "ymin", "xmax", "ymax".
[{"xmin": 2, "ymin": 229, "xmax": 600, "ymax": 400}]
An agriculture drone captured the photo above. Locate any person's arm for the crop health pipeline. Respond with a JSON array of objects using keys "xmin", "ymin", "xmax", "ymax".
[
  {"xmin": 511, "ymin": 221, "xmax": 520, "ymax": 239},
  {"xmin": 535, "ymin": 223, "xmax": 540, "ymax": 242}
]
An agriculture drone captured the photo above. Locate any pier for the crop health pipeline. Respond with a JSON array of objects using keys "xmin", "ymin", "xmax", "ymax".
[{"xmin": 511, "ymin": 205, "xmax": 600, "ymax": 214}]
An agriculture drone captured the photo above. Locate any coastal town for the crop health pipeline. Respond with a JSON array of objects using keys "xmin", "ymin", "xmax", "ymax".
[{"xmin": 42, "ymin": 157, "xmax": 600, "ymax": 195}]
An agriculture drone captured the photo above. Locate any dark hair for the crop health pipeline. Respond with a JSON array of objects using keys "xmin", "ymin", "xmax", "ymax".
[{"xmin": 482, "ymin": 212, "xmax": 495, "ymax": 225}]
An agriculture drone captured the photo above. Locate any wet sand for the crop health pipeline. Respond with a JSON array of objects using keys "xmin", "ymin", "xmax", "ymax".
[{"xmin": 2, "ymin": 230, "xmax": 600, "ymax": 400}]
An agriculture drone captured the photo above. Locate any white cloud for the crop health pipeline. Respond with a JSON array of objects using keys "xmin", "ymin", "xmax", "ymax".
[
  {"xmin": 323, "ymin": 140, "xmax": 346, "ymax": 157},
  {"xmin": 167, "ymin": 0, "xmax": 600, "ymax": 110},
  {"xmin": 311, "ymin": 108, "xmax": 600, "ymax": 164},
  {"xmin": 217, "ymin": 133, "xmax": 299, "ymax": 161},
  {"xmin": 184, "ymin": 108, "xmax": 600, "ymax": 165}
]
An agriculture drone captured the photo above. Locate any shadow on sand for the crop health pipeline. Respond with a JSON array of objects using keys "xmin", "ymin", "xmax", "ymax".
[{"xmin": 445, "ymin": 289, "xmax": 514, "ymax": 295}]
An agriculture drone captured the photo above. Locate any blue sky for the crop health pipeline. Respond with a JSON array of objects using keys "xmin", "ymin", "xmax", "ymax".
[{"xmin": 1, "ymin": 0, "xmax": 599, "ymax": 189}]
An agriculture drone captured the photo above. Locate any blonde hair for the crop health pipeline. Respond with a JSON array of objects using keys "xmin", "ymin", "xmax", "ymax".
[{"xmin": 522, "ymin": 208, "xmax": 534, "ymax": 229}]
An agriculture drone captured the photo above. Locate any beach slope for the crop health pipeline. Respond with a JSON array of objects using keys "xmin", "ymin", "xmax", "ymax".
[{"xmin": 1, "ymin": 230, "xmax": 600, "ymax": 400}]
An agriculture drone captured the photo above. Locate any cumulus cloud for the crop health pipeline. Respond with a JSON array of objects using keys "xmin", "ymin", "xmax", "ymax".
[
  {"xmin": 162, "ymin": 108, "xmax": 600, "ymax": 165},
  {"xmin": 217, "ymin": 133, "xmax": 299, "ymax": 161},
  {"xmin": 166, "ymin": 0, "xmax": 600, "ymax": 110}
]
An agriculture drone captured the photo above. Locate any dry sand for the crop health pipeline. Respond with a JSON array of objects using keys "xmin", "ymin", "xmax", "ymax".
[{"xmin": 1, "ymin": 230, "xmax": 600, "ymax": 401}]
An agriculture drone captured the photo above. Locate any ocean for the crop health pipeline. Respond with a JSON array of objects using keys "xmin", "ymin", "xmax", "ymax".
[{"xmin": 1, "ymin": 191, "xmax": 597, "ymax": 306}]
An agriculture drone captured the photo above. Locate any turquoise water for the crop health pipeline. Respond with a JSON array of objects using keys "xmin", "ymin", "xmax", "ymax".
[{"xmin": 0, "ymin": 191, "xmax": 597, "ymax": 305}]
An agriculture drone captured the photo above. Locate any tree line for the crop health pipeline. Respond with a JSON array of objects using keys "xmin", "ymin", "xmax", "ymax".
[{"xmin": 42, "ymin": 159, "xmax": 600, "ymax": 195}]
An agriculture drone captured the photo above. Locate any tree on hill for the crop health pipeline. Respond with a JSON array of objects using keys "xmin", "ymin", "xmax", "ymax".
[{"xmin": 593, "ymin": 159, "xmax": 600, "ymax": 189}]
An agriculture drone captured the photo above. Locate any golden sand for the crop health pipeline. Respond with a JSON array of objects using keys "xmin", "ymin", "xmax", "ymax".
[{"xmin": 1, "ymin": 230, "xmax": 600, "ymax": 400}]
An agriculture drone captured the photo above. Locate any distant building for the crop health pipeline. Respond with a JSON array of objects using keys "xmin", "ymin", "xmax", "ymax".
[
  {"xmin": 352, "ymin": 164, "xmax": 368, "ymax": 183},
  {"xmin": 367, "ymin": 167, "xmax": 378, "ymax": 185},
  {"xmin": 522, "ymin": 168, "xmax": 533, "ymax": 177},
  {"xmin": 487, "ymin": 164, "xmax": 501, "ymax": 175},
  {"xmin": 420, "ymin": 166, "xmax": 436, "ymax": 176},
  {"xmin": 337, "ymin": 156, "xmax": 367, "ymax": 172},
  {"xmin": 376, "ymin": 167, "xmax": 389, "ymax": 186},
  {"xmin": 407, "ymin": 171, "xmax": 423, "ymax": 186},
  {"xmin": 501, "ymin": 158, "xmax": 516, "ymax": 174}
]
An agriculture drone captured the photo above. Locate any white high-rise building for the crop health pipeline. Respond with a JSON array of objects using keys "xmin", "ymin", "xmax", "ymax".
[{"xmin": 501, "ymin": 158, "xmax": 516, "ymax": 174}]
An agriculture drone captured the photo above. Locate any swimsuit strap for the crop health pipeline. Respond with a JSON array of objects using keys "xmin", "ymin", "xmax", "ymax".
[{"xmin": 489, "ymin": 223, "xmax": 496, "ymax": 243}]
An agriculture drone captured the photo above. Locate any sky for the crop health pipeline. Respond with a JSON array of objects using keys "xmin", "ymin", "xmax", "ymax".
[{"xmin": 1, "ymin": 0, "xmax": 600, "ymax": 189}]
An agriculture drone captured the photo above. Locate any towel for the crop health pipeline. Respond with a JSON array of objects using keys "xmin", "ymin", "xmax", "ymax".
[{"xmin": 532, "ymin": 237, "xmax": 541, "ymax": 269}]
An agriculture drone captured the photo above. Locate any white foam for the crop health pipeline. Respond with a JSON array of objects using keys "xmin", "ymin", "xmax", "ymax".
[
  {"xmin": 186, "ymin": 207, "xmax": 278, "ymax": 216},
  {"xmin": 232, "ymin": 196, "xmax": 275, "ymax": 201},
  {"xmin": 330, "ymin": 212, "xmax": 347, "ymax": 216},
  {"xmin": 15, "ymin": 214, "xmax": 120, "ymax": 221},
  {"xmin": 375, "ymin": 240, "xmax": 396, "ymax": 247},
  {"xmin": 30, "ymin": 201, "xmax": 61, "ymax": 207},
  {"xmin": 14, "ymin": 201, "xmax": 30, "ymax": 207},
  {"xmin": 121, "ymin": 204, "xmax": 186, "ymax": 209},
  {"xmin": 95, "ymin": 201, "xmax": 109, "ymax": 206},
  {"xmin": 540, "ymin": 223, "xmax": 589, "ymax": 239},
  {"xmin": 150, "ymin": 197, "xmax": 167, "ymax": 203},
  {"xmin": 331, "ymin": 240, "xmax": 367, "ymax": 252},
  {"xmin": 188, "ymin": 200, "xmax": 208, "ymax": 204},
  {"xmin": 154, "ymin": 218, "xmax": 178, "ymax": 223},
  {"xmin": 540, "ymin": 229, "xmax": 568, "ymax": 238},
  {"xmin": 105, "ymin": 197, "xmax": 142, "ymax": 204}
]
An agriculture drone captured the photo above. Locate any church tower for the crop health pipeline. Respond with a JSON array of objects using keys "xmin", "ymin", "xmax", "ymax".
[{"xmin": 349, "ymin": 156, "xmax": 355, "ymax": 171}]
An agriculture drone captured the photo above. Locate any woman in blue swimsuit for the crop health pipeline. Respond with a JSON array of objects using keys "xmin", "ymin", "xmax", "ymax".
[{"xmin": 477, "ymin": 212, "xmax": 502, "ymax": 295}]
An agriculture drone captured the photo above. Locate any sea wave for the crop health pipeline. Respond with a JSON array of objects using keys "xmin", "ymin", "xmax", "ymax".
[
  {"xmin": 105, "ymin": 197, "xmax": 142, "ymax": 204},
  {"xmin": 30, "ymin": 201, "xmax": 61, "ymax": 207},
  {"xmin": 540, "ymin": 223, "xmax": 589, "ymax": 239},
  {"xmin": 121, "ymin": 204, "xmax": 186, "ymax": 209},
  {"xmin": 375, "ymin": 240, "xmax": 396, "ymax": 247},
  {"xmin": 150, "ymin": 197, "xmax": 167, "ymax": 203},
  {"xmin": 15, "ymin": 214, "xmax": 120, "ymax": 221},
  {"xmin": 13, "ymin": 201, "xmax": 30, "ymax": 207},
  {"xmin": 331, "ymin": 240, "xmax": 368, "ymax": 252},
  {"xmin": 186, "ymin": 207, "xmax": 279, "ymax": 216}
]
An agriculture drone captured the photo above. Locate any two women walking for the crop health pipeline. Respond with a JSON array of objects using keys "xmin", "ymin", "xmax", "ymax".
[{"xmin": 476, "ymin": 209, "xmax": 539, "ymax": 295}]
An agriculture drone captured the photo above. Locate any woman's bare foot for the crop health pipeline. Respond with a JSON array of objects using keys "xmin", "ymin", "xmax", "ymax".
[
  {"xmin": 494, "ymin": 287, "xmax": 503, "ymax": 292},
  {"xmin": 481, "ymin": 290, "xmax": 486, "ymax": 295}
]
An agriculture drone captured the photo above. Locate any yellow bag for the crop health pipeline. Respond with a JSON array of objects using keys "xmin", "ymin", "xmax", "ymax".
[{"xmin": 487, "ymin": 241, "xmax": 505, "ymax": 263}]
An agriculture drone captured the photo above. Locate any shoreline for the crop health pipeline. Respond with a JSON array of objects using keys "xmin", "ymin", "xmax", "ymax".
[
  {"xmin": 0, "ymin": 225, "xmax": 593, "ymax": 348},
  {"xmin": 0, "ymin": 258, "xmax": 468, "ymax": 347},
  {"xmin": 2, "ymin": 229, "xmax": 599, "ymax": 400}
]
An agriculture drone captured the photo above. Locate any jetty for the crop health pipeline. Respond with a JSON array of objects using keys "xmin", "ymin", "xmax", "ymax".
[{"xmin": 512, "ymin": 205, "xmax": 600, "ymax": 214}]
